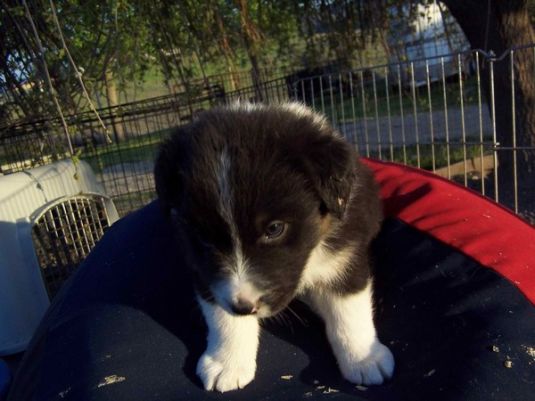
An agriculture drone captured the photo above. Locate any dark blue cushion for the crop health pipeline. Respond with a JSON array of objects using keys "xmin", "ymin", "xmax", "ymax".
[
  {"xmin": 7, "ymin": 200, "xmax": 535, "ymax": 401},
  {"xmin": 0, "ymin": 359, "xmax": 11, "ymax": 400}
]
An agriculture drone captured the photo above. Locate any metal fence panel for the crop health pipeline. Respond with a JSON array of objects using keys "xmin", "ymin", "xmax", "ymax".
[{"xmin": 1, "ymin": 46, "xmax": 534, "ymax": 222}]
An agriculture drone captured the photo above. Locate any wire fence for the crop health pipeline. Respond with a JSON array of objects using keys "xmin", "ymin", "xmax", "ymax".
[{"xmin": 1, "ymin": 45, "xmax": 534, "ymax": 223}]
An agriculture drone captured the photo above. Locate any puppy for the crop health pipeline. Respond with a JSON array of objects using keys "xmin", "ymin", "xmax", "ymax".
[{"xmin": 154, "ymin": 102, "xmax": 394, "ymax": 392}]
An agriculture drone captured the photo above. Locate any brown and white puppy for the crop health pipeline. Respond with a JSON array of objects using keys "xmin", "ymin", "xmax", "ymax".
[{"xmin": 154, "ymin": 102, "xmax": 394, "ymax": 392}]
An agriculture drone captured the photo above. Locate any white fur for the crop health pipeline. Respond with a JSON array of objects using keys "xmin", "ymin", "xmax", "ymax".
[
  {"xmin": 211, "ymin": 269, "xmax": 268, "ymax": 316},
  {"xmin": 227, "ymin": 100, "xmax": 264, "ymax": 113},
  {"xmin": 216, "ymin": 148, "xmax": 235, "ymax": 235},
  {"xmin": 306, "ymin": 281, "xmax": 394, "ymax": 385},
  {"xmin": 213, "ymin": 149, "xmax": 267, "ymax": 312},
  {"xmin": 228, "ymin": 101, "xmax": 329, "ymax": 131},
  {"xmin": 196, "ymin": 297, "xmax": 260, "ymax": 392},
  {"xmin": 298, "ymin": 242, "xmax": 354, "ymax": 292},
  {"xmin": 279, "ymin": 102, "xmax": 328, "ymax": 130}
]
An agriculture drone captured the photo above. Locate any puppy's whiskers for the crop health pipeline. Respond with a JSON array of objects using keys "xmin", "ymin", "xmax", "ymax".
[
  {"xmin": 263, "ymin": 311, "xmax": 290, "ymax": 329},
  {"xmin": 286, "ymin": 305, "xmax": 307, "ymax": 327},
  {"xmin": 279, "ymin": 310, "xmax": 293, "ymax": 329}
]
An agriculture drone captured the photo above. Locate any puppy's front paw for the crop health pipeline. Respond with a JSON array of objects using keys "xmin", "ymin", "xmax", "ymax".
[
  {"xmin": 339, "ymin": 340, "xmax": 394, "ymax": 386},
  {"xmin": 196, "ymin": 351, "xmax": 256, "ymax": 392}
]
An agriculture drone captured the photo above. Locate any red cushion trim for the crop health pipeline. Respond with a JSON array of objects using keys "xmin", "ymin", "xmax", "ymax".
[{"xmin": 363, "ymin": 158, "xmax": 535, "ymax": 305}]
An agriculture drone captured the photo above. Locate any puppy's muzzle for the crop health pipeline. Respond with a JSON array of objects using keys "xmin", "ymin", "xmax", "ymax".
[{"xmin": 230, "ymin": 297, "xmax": 259, "ymax": 315}]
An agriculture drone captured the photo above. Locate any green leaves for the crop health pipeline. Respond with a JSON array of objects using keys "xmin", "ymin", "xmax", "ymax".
[{"xmin": 1, "ymin": 0, "xmax": 417, "ymax": 122}]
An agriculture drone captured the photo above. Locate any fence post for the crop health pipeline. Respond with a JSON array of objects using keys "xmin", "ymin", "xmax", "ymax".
[{"xmin": 488, "ymin": 51, "xmax": 499, "ymax": 203}]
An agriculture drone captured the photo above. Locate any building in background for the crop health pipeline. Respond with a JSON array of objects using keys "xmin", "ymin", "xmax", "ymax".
[{"xmin": 388, "ymin": 0, "xmax": 471, "ymax": 86}]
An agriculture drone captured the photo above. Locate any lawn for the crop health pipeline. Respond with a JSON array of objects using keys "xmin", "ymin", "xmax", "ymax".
[
  {"xmin": 308, "ymin": 75, "xmax": 481, "ymax": 123},
  {"xmin": 80, "ymin": 128, "xmax": 172, "ymax": 174},
  {"xmin": 378, "ymin": 141, "xmax": 489, "ymax": 171}
]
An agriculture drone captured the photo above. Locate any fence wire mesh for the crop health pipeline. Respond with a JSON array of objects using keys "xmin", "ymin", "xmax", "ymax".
[{"xmin": 1, "ymin": 46, "xmax": 534, "ymax": 223}]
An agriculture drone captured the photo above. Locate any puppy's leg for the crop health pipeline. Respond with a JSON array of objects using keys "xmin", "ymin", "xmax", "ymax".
[
  {"xmin": 308, "ymin": 281, "xmax": 394, "ymax": 385},
  {"xmin": 196, "ymin": 297, "xmax": 259, "ymax": 392}
]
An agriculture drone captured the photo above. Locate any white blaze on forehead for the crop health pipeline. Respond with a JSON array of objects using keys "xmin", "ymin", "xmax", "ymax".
[
  {"xmin": 216, "ymin": 148, "xmax": 234, "ymax": 231},
  {"xmin": 215, "ymin": 147, "xmax": 243, "ymax": 255},
  {"xmin": 215, "ymin": 147, "xmax": 241, "ymax": 258},
  {"xmin": 213, "ymin": 148, "xmax": 264, "ymax": 308},
  {"xmin": 298, "ymin": 242, "xmax": 354, "ymax": 292}
]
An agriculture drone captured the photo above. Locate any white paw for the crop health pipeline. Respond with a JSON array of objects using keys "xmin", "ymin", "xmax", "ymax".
[
  {"xmin": 339, "ymin": 341, "xmax": 394, "ymax": 386},
  {"xmin": 196, "ymin": 351, "xmax": 256, "ymax": 392}
]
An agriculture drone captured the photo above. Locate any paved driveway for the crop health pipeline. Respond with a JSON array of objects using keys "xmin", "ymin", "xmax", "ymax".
[{"xmin": 338, "ymin": 105, "xmax": 494, "ymax": 153}]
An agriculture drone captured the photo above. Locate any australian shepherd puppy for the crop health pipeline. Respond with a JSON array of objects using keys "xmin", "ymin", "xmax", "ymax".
[{"xmin": 154, "ymin": 102, "xmax": 394, "ymax": 392}]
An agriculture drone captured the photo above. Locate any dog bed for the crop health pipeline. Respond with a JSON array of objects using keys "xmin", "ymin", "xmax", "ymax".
[
  {"xmin": 7, "ymin": 159, "xmax": 535, "ymax": 401},
  {"xmin": 0, "ymin": 360, "xmax": 10, "ymax": 400}
]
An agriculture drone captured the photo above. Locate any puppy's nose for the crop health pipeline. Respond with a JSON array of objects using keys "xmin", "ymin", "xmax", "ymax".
[{"xmin": 230, "ymin": 297, "xmax": 258, "ymax": 315}]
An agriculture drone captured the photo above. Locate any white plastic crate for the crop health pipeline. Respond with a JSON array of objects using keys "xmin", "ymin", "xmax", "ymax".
[{"xmin": 0, "ymin": 159, "xmax": 119, "ymax": 355}]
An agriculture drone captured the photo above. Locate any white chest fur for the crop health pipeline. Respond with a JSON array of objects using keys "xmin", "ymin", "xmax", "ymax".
[{"xmin": 297, "ymin": 242, "xmax": 355, "ymax": 292}]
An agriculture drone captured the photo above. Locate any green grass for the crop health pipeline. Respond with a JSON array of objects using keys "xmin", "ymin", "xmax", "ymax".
[
  {"xmin": 81, "ymin": 128, "xmax": 172, "ymax": 173},
  {"xmin": 369, "ymin": 141, "xmax": 488, "ymax": 171},
  {"xmin": 313, "ymin": 76, "xmax": 480, "ymax": 122}
]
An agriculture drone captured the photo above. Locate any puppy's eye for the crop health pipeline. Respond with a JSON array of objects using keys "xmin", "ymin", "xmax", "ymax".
[{"xmin": 263, "ymin": 221, "xmax": 286, "ymax": 240}]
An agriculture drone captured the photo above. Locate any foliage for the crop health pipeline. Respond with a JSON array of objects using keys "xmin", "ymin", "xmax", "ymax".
[
  {"xmin": 2, "ymin": 0, "xmax": 535, "ymax": 128},
  {"xmin": 0, "ymin": 0, "xmax": 401, "ymax": 123}
]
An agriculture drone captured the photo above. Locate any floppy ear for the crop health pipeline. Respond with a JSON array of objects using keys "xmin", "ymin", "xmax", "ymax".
[
  {"xmin": 154, "ymin": 129, "xmax": 190, "ymax": 215},
  {"xmin": 295, "ymin": 133, "xmax": 356, "ymax": 219}
]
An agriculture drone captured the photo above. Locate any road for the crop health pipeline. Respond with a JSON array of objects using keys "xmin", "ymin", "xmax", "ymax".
[{"xmin": 338, "ymin": 104, "xmax": 494, "ymax": 153}]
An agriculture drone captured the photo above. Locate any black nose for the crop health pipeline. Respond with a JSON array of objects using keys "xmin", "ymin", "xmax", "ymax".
[{"xmin": 230, "ymin": 298, "xmax": 257, "ymax": 315}]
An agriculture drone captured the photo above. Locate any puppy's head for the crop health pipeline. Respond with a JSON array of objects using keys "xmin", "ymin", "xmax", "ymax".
[{"xmin": 155, "ymin": 103, "xmax": 355, "ymax": 317}]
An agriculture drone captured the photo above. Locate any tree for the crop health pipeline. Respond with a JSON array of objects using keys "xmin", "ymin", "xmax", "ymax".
[
  {"xmin": 353, "ymin": 0, "xmax": 534, "ymax": 206},
  {"xmin": 441, "ymin": 0, "xmax": 535, "ymax": 201},
  {"xmin": 0, "ymin": 0, "xmax": 153, "ymax": 123}
]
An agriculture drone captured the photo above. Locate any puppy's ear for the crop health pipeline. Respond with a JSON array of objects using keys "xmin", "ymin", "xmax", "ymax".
[
  {"xmin": 154, "ymin": 129, "xmax": 189, "ymax": 215},
  {"xmin": 294, "ymin": 133, "xmax": 356, "ymax": 219}
]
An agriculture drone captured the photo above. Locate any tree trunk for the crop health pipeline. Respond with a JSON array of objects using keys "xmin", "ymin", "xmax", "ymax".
[
  {"xmin": 442, "ymin": 0, "xmax": 535, "ymax": 203},
  {"xmin": 104, "ymin": 68, "xmax": 125, "ymax": 142},
  {"xmin": 218, "ymin": 23, "xmax": 238, "ymax": 90},
  {"xmin": 235, "ymin": 0, "xmax": 264, "ymax": 101}
]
